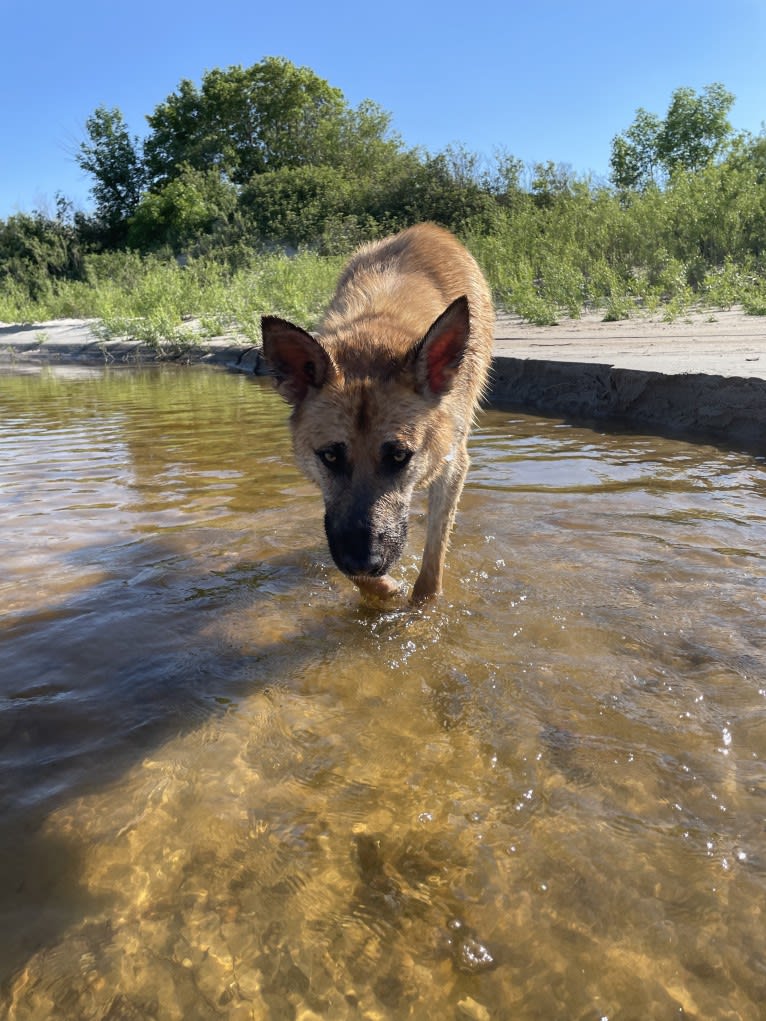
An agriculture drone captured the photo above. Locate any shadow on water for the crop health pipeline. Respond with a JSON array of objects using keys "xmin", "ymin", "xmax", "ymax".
[
  {"xmin": 0, "ymin": 357, "xmax": 504, "ymax": 1008},
  {"xmin": 0, "ymin": 367, "xmax": 342, "ymax": 986},
  {"xmin": 0, "ymin": 538, "xmax": 325, "ymax": 978},
  {"xmin": 1, "ymin": 530, "xmax": 507, "ymax": 1015}
]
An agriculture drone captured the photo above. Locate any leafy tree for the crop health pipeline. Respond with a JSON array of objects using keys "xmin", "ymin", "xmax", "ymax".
[
  {"xmin": 657, "ymin": 83, "xmax": 734, "ymax": 173},
  {"xmin": 332, "ymin": 99, "xmax": 409, "ymax": 180},
  {"xmin": 238, "ymin": 165, "xmax": 357, "ymax": 250},
  {"xmin": 610, "ymin": 83, "xmax": 734, "ymax": 190},
  {"xmin": 77, "ymin": 106, "xmax": 145, "ymax": 240},
  {"xmin": 368, "ymin": 146, "xmax": 501, "ymax": 235},
  {"xmin": 486, "ymin": 150, "xmax": 526, "ymax": 206},
  {"xmin": 609, "ymin": 109, "xmax": 663, "ymax": 190},
  {"xmin": 728, "ymin": 130, "xmax": 766, "ymax": 185},
  {"xmin": 127, "ymin": 165, "xmax": 238, "ymax": 252},
  {"xmin": 142, "ymin": 57, "xmax": 398, "ymax": 186},
  {"xmin": 530, "ymin": 161, "xmax": 576, "ymax": 207}
]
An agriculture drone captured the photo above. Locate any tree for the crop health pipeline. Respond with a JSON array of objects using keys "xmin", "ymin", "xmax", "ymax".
[
  {"xmin": 126, "ymin": 166, "xmax": 238, "ymax": 252},
  {"xmin": 658, "ymin": 83, "xmax": 734, "ymax": 173},
  {"xmin": 238, "ymin": 164, "xmax": 357, "ymax": 250},
  {"xmin": 609, "ymin": 109, "xmax": 663, "ymax": 190},
  {"xmin": 77, "ymin": 106, "xmax": 145, "ymax": 239},
  {"xmin": 332, "ymin": 99, "xmax": 408, "ymax": 180},
  {"xmin": 77, "ymin": 58, "xmax": 421, "ymax": 252},
  {"xmin": 610, "ymin": 84, "xmax": 734, "ymax": 190},
  {"xmin": 371, "ymin": 148, "xmax": 500, "ymax": 234},
  {"xmin": 487, "ymin": 150, "xmax": 525, "ymax": 206},
  {"xmin": 142, "ymin": 57, "xmax": 398, "ymax": 186},
  {"xmin": 530, "ymin": 161, "xmax": 576, "ymax": 208}
]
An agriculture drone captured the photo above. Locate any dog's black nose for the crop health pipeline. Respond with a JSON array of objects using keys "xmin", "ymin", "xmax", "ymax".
[
  {"xmin": 325, "ymin": 515, "xmax": 385, "ymax": 577},
  {"xmin": 334, "ymin": 543, "xmax": 385, "ymax": 578}
]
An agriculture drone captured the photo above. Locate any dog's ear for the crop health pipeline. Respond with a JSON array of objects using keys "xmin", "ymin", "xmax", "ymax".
[
  {"xmin": 261, "ymin": 316, "xmax": 332, "ymax": 405},
  {"xmin": 412, "ymin": 296, "xmax": 470, "ymax": 397}
]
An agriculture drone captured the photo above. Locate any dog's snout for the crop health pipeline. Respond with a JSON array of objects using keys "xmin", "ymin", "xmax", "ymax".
[
  {"xmin": 339, "ymin": 548, "xmax": 385, "ymax": 577},
  {"xmin": 324, "ymin": 506, "xmax": 408, "ymax": 579},
  {"xmin": 325, "ymin": 514, "xmax": 384, "ymax": 576}
]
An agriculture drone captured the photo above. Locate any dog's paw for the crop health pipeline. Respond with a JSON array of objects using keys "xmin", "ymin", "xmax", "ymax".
[
  {"xmin": 354, "ymin": 574, "xmax": 403, "ymax": 601},
  {"xmin": 410, "ymin": 575, "xmax": 440, "ymax": 604}
]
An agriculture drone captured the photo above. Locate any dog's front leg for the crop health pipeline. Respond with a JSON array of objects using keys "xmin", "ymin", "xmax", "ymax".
[{"xmin": 411, "ymin": 443, "xmax": 469, "ymax": 603}]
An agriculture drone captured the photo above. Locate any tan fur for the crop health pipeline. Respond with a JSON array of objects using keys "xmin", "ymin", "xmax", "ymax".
[{"xmin": 261, "ymin": 223, "xmax": 494, "ymax": 602}]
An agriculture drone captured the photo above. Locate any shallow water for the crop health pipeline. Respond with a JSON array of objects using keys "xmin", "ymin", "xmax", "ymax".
[{"xmin": 1, "ymin": 364, "xmax": 765, "ymax": 1020}]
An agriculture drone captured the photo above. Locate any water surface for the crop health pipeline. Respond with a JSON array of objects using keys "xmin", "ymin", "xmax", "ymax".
[{"xmin": 1, "ymin": 365, "xmax": 765, "ymax": 1020}]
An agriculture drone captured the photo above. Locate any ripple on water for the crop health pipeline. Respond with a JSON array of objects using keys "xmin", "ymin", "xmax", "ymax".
[{"xmin": 1, "ymin": 369, "xmax": 765, "ymax": 1018}]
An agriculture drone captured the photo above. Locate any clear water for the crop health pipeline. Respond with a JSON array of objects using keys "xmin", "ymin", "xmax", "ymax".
[{"xmin": 1, "ymin": 365, "xmax": 765, "ymax": 1020}]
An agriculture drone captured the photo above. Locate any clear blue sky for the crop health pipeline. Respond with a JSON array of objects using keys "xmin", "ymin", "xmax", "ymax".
[{"xmin": 2, "ymin": 0, "xmax": 765, "ymax": 219}]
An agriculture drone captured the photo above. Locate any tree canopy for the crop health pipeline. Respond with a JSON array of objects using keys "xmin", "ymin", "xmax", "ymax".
[
  {"xmin": 74, "ymin": 57, "xmax": 428, "ymax": 252},
  {"xmin": 610, "ymin": 83, "xmax": 735, "ymax": 190},
  {"xmin": 72, "ymin": 65, "xmax": 751, "ymax": 262},
  {"xmin": 77, "ymin": 106, "xmax": 146, "ymax": 240},
  {"xmin": 141, "ymin": 57, "xmax": 401, "ymax": 186}
]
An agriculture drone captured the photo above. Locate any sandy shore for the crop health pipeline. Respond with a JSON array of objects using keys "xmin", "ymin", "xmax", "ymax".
[{"xmin": 1, "ymin": 310, "xmax": 765, "ymax": 452}]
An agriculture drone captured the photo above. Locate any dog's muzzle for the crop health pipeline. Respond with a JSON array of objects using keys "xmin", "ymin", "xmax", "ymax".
[{"xmin": 324, "ymin": 511, "xmax": 408, "ymax": 578}]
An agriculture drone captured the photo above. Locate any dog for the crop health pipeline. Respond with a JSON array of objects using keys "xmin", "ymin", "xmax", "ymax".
[{"xmin": 261, "ymin": 222, "xmax": 494, "ymax": 602}]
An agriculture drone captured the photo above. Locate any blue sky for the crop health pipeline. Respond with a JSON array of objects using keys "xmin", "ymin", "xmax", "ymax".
[{"xmin": 1, "ymin": 0, "xmax": 765, "ymax": 219}]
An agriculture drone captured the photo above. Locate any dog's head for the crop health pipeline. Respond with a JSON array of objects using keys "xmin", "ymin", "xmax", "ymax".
[{"xmin": 261, "ymin": 297, "xmax": 470, "ymax": 580}]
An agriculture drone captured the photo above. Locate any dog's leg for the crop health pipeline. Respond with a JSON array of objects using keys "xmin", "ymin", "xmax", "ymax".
[{"xmin": 411, "ymin": 442, "xmax": 469, "ymax": 603}]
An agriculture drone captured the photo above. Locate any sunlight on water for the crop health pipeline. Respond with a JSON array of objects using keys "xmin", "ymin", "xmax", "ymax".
[{"xmin": 1, "ymin": 365, "xmax": 765, "ymax": 1019}]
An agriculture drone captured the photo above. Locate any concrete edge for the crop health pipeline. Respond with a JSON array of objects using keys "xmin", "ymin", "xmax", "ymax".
[
  {"xmin": 0, "ymin": 337, "xmax": 261, "ymax": 369},
  {"xmin": 489, "ymin": 355, "xmax": 766, "ymax": 455}
]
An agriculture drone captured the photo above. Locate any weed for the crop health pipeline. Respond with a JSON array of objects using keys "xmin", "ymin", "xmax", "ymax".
[{"xmin": 743, "ymin": 290, "xmax": 766, "ymax": 316}]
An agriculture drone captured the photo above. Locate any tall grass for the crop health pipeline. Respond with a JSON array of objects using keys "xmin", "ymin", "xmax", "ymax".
[
  {"xmin": 0, "ymin": 249, "xmax": 343, "ymax": 346},
  {"xmin": 465, "ymin": 174, "xmax": 766, "ymax": 325}
]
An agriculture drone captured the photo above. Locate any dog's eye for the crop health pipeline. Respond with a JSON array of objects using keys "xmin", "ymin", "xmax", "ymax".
[
  {"xmin": 382, "ymin": 444, "xmax": 413, "ymax": 471},
  {"xmin": 316, "ymin": 444, "xmax": 346, "ymax": 471}
]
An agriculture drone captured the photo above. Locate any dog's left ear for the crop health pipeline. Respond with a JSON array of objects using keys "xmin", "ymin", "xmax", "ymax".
[
  {"xmin": 413, "ymin": 296, "xmax": 470, "ymax": 397},
  {"xmin": 261, "ymin": 316, "xmax": 332, "ymax": 405}
]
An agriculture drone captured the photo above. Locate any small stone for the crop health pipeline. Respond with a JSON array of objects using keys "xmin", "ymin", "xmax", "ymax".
[
  {"xmin": 457, "ymin": 996, "xmax": 491, "ymax": 1021},
  {"xmin": 452, "ymin": 934, "xmax": 496, "ymax": 974}
]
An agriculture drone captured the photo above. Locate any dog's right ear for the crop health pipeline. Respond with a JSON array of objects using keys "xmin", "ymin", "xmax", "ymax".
[
  {"xmin": 261, "ymin": 316, "xmax": 332, "ymax": 405},
  {"xmin": 412, "ymin": 295, "xmax": 471, "ymax": 397}
]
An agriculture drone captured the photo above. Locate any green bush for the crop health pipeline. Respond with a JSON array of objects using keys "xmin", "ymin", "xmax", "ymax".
[
  {"xmin": 0, "ymin": 209, "xmax": 85, "ymax": 311},
  {"xmin": 742, "ymin": 281, "xmax": 766, "ymax": 316}
]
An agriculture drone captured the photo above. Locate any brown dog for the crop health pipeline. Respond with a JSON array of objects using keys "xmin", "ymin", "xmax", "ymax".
[{"xmin": 261, "ymin": 223, "xmax": 494, "ymax": 602}]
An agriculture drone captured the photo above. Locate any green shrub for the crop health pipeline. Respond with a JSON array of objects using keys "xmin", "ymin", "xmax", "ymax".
[
  {"xmin": 742, "ymin": 280, "xmax": 766, "ymax": 316},
  {"xmin": 702, "ymin": 258, "xmax": 746, "ymax": 309},
  {"xmin": 82, "ymin": 248, "xmax": 342, "ymax": 347}
]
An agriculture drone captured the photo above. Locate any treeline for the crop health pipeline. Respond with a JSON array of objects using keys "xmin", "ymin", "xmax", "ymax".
[{"xmin": 1, "ymin": 60, "xmax": 765, "ymax": 334}]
